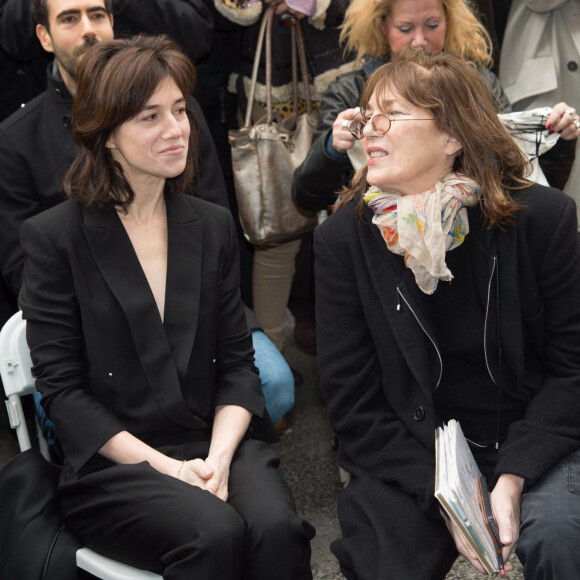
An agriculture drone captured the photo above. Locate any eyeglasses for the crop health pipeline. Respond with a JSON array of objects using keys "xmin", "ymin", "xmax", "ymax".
[{"xmin": 349, "ymin": 113, "xmax": 435, "ymax": 140}]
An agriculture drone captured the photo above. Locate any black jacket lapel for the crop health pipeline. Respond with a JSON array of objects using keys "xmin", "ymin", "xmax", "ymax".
[
  {"xmin": 359, "ymin": 206, "xmax": 440, "ymax": 397},
  {"xmin": 163, "ymin": 195, "xmax": 202, "ymax": 383},
  {"xmin": 81, "ymin": 204, "xmax": 206, "ymax": 429}
]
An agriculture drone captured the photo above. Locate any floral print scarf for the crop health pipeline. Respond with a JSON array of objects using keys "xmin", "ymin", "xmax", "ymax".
[{"xmin": 364, "ymin": 173, "xmax": 481, "ymax": 294}]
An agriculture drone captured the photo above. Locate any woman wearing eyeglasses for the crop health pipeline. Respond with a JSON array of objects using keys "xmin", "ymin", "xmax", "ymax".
[
  {"xmin": 292, "ymin": 0, "xmax": 579, "ymax": 212},
  {"xmin": 314, "ymin": 48, "xmax": 580, "ymax": 580}
]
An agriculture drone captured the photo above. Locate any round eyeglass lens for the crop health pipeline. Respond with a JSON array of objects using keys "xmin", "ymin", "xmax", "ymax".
[
  {"xmin": 372, "ymin": 114, "xmax": 392, "ymax": 134},
  {"xmin": 349, "ymin": 119, "xmax": 365, "ymax": 139},
  {"xmin": 349, "ymin": 114, "xmax": 393, "ymax": 139}
]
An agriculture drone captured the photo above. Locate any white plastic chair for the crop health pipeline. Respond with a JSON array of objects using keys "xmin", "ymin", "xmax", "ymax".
[{"xmin": 0, "ymin": 311, "xmax": 162, "ymax": 580}]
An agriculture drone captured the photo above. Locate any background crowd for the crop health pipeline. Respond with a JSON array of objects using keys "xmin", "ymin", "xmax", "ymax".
[{"xmin": 0, "ymin": 0, "xmax": 579, "ymax": 578}]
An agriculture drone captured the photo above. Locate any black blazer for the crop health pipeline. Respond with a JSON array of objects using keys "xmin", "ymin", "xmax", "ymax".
[
  {"xmin": 19, "ymin": 194, "xmax": 266, "ymax": 475},
  {"xmin": 315, "ymin": 182, "xmax": 580, "ymax": 513}
]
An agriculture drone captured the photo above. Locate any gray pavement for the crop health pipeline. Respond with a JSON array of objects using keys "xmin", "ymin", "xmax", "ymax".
[{"xmin": 0, "ymin": 338, "xmax": 524, "ymax": 579}]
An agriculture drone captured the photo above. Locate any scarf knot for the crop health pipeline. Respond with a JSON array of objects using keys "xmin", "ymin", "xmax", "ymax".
[{"xmin": 364, "ymin": 173, "xmax": 481, "ymax": 294}]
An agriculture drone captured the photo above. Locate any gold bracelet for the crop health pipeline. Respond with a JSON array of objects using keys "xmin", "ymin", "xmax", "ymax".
[{"xmin": 176, "ymin": 460, "xmax": 187, "ymax": 480}]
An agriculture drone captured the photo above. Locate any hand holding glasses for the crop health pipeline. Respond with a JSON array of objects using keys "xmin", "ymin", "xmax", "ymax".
[{"xmin": 349, "ymin": 112, "xmax": 435, "ymax": 140}]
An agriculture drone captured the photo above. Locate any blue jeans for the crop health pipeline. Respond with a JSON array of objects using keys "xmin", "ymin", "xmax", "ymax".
[
  {"xmin": 517, "ymin": 447, "xmax": 580, "ymax": 579},
  {"xmin": 252, "ymin": 330, "xmax": 295, "ymax": 425}
]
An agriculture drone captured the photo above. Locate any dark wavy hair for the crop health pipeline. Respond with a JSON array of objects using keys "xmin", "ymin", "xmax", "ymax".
[
  {"xmin": 30, "ymin": 0, "xmax": 113, "ymax": 29},
  {"xmin": 337, "ymin": 48, "xmax": 529, "ymax": 228},
  {"xmin": 63, "ymin": 35, "xmax": 198, "ymax": 211}
]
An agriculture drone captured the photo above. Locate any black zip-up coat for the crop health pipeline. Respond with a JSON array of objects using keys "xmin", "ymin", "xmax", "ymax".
[{"xmin": 315, "ymin": 182, "xmax": 580, "ymax": 513}]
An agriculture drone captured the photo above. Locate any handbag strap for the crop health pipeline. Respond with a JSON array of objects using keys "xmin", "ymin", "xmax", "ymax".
[
  {"xmin": 243, "ymin": 2, "xmax": 312, "ymax": 128},
  {"xmin": 292, "ymin": 14, "xmax": 312, "ymax": 116}
]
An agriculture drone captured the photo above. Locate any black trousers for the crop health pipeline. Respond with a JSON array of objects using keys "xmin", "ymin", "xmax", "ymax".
[{"xmin": 59, "ymin": 440, "xmax": 314, "ymax": 579}]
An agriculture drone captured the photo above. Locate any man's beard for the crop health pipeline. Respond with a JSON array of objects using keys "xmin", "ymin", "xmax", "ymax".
[{"xmin": 55, "ymin": 37, "xmax": 99, "ymax": 80}]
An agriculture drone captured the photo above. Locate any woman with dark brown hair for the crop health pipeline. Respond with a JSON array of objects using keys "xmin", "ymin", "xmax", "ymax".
[
  {"xmin": 18, "ymin": 35, "xmax": 314, "ymax": 579},
  {"xmin": 315, "ymin": 48, "xmax": 580, "ymax": 579}
]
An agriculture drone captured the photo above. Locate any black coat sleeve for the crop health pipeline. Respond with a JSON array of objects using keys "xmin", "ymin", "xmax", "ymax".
[
  {"xmin": 0, "ymin": 126, "xmax": 46, "ymax": 298},
  {"xmin": 538, "ymin": 137, "xmax": 577, "ymax": 191},
  {"xmin": 292, "ymin": 72, "xmax": 365, "ymax": 212},
  {"xmin": 19, "ymin": 214, "xmax": 126, "ymax": 472},
  {"xmin": 495, "ymin": 191, "xmax": 580, "ymax": 485}
]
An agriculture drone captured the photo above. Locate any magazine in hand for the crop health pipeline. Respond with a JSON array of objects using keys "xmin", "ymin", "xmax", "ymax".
[{"xmin": 435, "ymin": 420, "xmax": 504, "ymax": 575}]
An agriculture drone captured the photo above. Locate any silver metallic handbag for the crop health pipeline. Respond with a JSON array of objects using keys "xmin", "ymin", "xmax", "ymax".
[{"xmin": 228, "ymin": 3, "xmax": 318, "ymax": 246}]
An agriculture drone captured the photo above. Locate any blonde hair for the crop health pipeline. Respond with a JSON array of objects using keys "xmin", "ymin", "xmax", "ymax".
[{"xmin": 340, "ymin": 0, "xmax": 492, "ymax": 68}]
